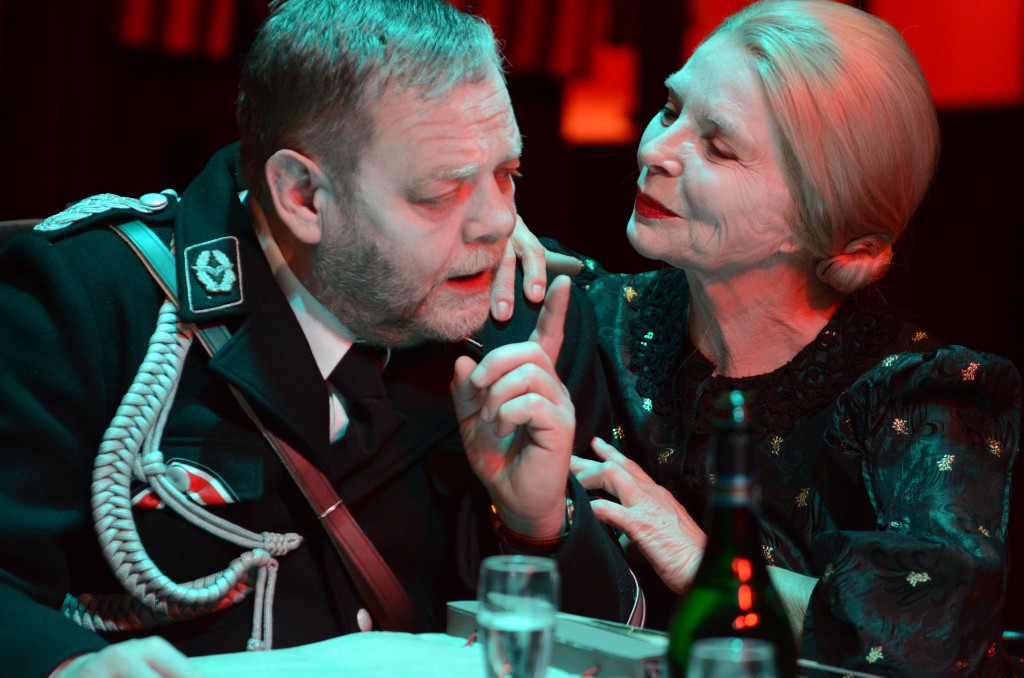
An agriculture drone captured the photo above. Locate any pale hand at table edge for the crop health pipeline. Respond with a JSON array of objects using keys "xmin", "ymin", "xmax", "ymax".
[{"xmin": 572, "ymin": 438, "xmax": 817, "ymax": 644}]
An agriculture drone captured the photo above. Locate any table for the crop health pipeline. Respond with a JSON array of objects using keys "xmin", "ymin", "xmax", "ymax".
[
  {"xmin": 189, "ymin": 603, "xmax": 878, "ymax": 677},
  {"xmin": 190, "ymin": 632, "xmax": 578, "ymax": 677}
]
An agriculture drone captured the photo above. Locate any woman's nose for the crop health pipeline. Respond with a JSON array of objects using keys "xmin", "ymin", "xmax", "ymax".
[{"xmin": 638, "ymin": 126, "xmax": 685, "ymax": 177}]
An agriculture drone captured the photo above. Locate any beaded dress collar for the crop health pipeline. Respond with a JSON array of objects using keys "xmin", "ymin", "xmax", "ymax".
[{"xmin": 626, "ymin": 268, "xmax": 910, "ymax": 438}]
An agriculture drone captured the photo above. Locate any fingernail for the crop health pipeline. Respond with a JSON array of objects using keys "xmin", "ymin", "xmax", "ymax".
[
  {"xmin": 495, "ymin": 301, "xmax": 510, "ymax": 321},
  {"xmin": 531, "ymin": 284, "xmax": 545, "ymax": 299}
]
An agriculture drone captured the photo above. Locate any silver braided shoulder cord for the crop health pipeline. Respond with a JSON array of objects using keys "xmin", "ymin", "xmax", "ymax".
[{"xmin": 61, "ymin": 300, "xmax": 302, "ymax": 650}]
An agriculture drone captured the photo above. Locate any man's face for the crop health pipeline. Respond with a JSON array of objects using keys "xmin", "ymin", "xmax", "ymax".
[{"xmin": 309, "ymin": 70, "xmax": 521, "ymax": 347}]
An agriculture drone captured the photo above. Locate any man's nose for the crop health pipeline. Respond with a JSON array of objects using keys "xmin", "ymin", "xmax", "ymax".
[{"xmin": 464, "ymin": 178, "xmax": 516, "ymax": 243}]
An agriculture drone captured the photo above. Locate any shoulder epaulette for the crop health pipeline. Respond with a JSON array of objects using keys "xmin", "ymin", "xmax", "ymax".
[{"xmin": 33, "ymin": 190, "xmax": 179, "ymax": 238}]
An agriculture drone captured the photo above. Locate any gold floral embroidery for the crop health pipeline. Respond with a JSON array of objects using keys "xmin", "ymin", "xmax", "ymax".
[
  {"xmin": 623, "ymin": 286, "xmax": 638, "ymax": 303},
  {"xmin": 987, "ymin": 438, "xmax": 1002, "ymax": 457},
  {"xmin": 762, "ymin": 545, "xmax": 775, "ymax": 566},
  {"xmin": 937, "ymin": 454, "xmax": 955, "ymax": 471},
  {"xmin": 912, "ymin": 330, "xmax": 928, "ymax": 343},
  {"xmin": 657, "ymin": 448, "xmax": 675, "ymax": 465},
  {"xmin": 642, "ymin": 397, "xmax": 653, "ymax": 412},
  {"xmin": 952, "ymin": 659, "xmax": 969, "ymax": 671},
  {"xmin": 795, "ymin": 488, "xmax": 809, "ymax": 508},
  {"xmin": 643, "ymin": 330, "xmax": 654, "ymax": 340},
  {"xmin": 611, "ymin": 425, "xmax": 624, "ymax": 441},
  {"xmin": 962, "ymin": 362, "xmax": 979, "ymax": 381},
  {"xmin": 769, "ymin": 436, "xmax": 783, "ymax": 455},
  {"xmin": 822, "ymin": 563, "xmax": 834, "ymax": 582},
  {"xmin": 880, "ymin": 355, "xmax": 898, "ymax": 368},
  {"xmin": 889, "ymin": 521, "xmax": 902, "ymax": 528},
  {"xmin": 906, "ymin": 571, "xmax": 930, "ymax": 587},
  {"xmin": 978, "ymin": 525, "xmax": 991, "ymax": 538},
  {"xmin": 866, "ymin": 646, "xmax": 884, "ymax": 664},
  {"xmin": 891, "ymin": 418, "xmax": 910, "ymax": 435}
]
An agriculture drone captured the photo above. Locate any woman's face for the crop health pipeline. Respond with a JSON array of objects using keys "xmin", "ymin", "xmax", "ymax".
[{"xmin": 628, "ymin": 33, "xmax": 799, "ymax": 275}]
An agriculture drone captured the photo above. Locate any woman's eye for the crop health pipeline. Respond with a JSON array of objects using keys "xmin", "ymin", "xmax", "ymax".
[
  {"xmin": 708, "ymin": 141, "xmax": 736, "ymax": 160},
  {"xmin": 658, "ymin": 106, "xmax": 679, "ymax": 124}
]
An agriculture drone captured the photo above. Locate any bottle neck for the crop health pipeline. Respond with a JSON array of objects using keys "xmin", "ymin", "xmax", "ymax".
[
  {"xmin": 711, "ymin": 426, "xmax": 757, "ymax": 500},
  {"xmin": 700, "ymin": 486, "xmax": 767, "ymax": 580},
  {"xmin": 704, "ymin": 427, "xmax": 762, "ymax": 553},
  {"xmin": 708, "ymin": 473, "xmax": 756, "ymax": 507}
]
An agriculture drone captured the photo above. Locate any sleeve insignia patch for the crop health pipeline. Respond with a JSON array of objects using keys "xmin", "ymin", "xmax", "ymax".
[
  {"xmin": 34, "ymin": 192, "xmax": 173, "ymax": 231},
  {"xmin": 183, "ymin": 236, "xmax": 244, "ymax": 314}
]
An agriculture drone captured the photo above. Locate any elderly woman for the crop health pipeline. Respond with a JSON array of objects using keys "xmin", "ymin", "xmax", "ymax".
[{"xmin": 565, "ymin": 1, "xmax": 1021, "ymax": 675}]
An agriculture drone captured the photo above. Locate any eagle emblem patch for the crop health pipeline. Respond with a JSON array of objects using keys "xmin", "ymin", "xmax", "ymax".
[
  {"xmin": 183, "ymin": 236, "xmax": 244, "ymax": 314},
  {"xmin": 192, "ymin": 249, "xmax": 237, "ymax": 294}
]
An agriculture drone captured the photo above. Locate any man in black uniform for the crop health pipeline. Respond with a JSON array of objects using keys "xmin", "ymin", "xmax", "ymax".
[{"xmin": 0, "ymin": 1, "xmax": 638, "ymax": 675}]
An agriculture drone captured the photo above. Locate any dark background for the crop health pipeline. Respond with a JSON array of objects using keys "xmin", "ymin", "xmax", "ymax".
[{"xmin": 2, "ymin": 1, "xmax": 1021, "ymax": 630}]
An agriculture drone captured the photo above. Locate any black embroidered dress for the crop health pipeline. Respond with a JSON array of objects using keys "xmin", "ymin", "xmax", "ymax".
[{"xmin": 582, "ymin": 266, "xmax": 1022, "ymax": 676}]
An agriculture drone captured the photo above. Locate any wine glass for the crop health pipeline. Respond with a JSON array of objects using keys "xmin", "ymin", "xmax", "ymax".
[
  {"xmin": 476, "ymin": 555, "xmax": 559, "ymax": 678},
  {"xmin": 686, "ymin": 637, "xmax": 778, "ymax": 678}
]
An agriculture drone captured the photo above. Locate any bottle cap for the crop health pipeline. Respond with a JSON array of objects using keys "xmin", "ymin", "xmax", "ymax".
[{"xmin": 713, "ymin": 389, "xmax": 754, "ymax": 430}]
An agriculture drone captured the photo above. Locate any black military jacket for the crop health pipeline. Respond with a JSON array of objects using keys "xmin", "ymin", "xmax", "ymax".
[{"xmin": 0, "ymin": 145, "xmax": 637, "ymax": 677}]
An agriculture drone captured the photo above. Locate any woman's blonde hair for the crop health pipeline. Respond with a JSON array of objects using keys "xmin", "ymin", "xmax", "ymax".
[{"xmin": 711, "ymin": 0, "xmax": 939, "ymax": 293}]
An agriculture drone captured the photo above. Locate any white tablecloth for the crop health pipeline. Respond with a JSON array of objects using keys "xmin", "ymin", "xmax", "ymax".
[{"xmin": 190, "ymin": 632, "xmax": 577, "ymax": 677}]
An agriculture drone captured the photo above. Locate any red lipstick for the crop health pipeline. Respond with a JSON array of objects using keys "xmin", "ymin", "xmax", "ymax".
[{"xmin": 634, "ymin": 189, "xmax": 679, "ymax": 220}]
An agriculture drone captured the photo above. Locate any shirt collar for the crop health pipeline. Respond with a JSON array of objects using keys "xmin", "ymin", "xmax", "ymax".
[{"xmin": 247, "ymin": 194, "xmax": 356, "ymax": 379}]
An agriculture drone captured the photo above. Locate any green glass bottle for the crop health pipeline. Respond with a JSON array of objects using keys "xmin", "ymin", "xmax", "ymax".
[{"xmin": 667, "ymin": 390, "xmax": 797, "ymax": 677}]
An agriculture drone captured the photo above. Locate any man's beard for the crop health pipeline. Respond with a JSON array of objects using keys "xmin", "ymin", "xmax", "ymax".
[{"xmin": 307, "ymin": 222, "xmax": 501, "ymax": 348}]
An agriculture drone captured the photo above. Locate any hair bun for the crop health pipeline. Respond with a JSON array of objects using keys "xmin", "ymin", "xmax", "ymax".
[{"xmin": 815, "ymin": 235, "xmax": 893, "ymax": 293}]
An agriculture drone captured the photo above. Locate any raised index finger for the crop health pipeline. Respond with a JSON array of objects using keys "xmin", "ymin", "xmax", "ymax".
[{"xmin": 529, "ymin": 275, "xmax": 571, "ymax": 365}]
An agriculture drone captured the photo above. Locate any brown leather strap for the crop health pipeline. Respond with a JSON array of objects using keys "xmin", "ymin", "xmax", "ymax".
[
  {"xmin": 111, "ymin": 220, "xmax": 419, "ymax": 631},
  {"xmin": 260, "ymin": 429, "xmax": 420, "ymax": 631}
]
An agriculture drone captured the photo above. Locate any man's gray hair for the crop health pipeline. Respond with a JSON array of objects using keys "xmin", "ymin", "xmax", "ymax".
[{"xmin": 236, "ymin": 0, "xmax": 504, "ymax": 201}]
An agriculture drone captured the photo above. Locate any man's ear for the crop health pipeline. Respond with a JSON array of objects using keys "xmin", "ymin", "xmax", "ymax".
[{"xmin": 264, "ymin": 149, "xmax": 333, "ymax": 246}]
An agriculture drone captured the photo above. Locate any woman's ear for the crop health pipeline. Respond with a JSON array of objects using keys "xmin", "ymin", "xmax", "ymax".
[
  {"xmin": 843, "ymin": 233, "xmax": 890, "ymax": 258},
  {"xmin": 816, "ymin": 233, "xmax": 894, "ymax": 293},
  {"xmin": 264, "ymin": 149, "xmax": 333, "ymax": 246}
]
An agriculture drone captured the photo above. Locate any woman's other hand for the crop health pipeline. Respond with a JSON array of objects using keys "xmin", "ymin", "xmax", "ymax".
[{"xmin": 572, "ymin": 437, "xmax": 707, "ymax": 594}]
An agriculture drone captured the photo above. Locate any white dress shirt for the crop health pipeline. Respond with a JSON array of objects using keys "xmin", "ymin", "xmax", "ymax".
[{"xmin": 248, "ymin": 195, "xmax": 359, "ymax": 443}]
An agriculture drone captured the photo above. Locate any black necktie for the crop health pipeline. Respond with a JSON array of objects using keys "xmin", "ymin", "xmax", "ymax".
[
  {"xmin": 322, "ymin": 344, "xmax": 420, "ymax": 632},
  {"xmin": 327, "ymin": 344, "xmax": 403, "ymax": 473}
]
